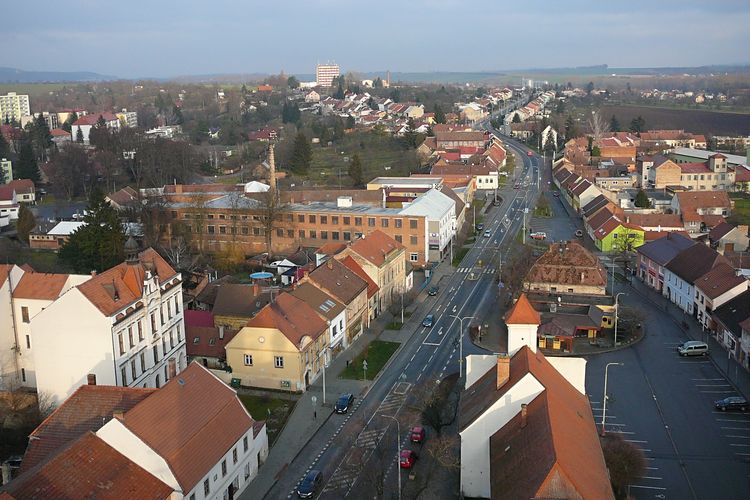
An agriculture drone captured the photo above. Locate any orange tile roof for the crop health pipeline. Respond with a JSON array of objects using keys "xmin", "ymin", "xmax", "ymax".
[
  {"xmin": 12, "ymin": 272, "xmax": 70, "ymax": 300},
  {"xmin": 246, "ymin": 292, "xmax": 328, "ymax": 346},
  {"xmin": 348, "ymin": 230, "xmax": 404, "ymax": 267},
  {"xmin": 21, "ymin": 385, "xmax": 156, "ymax": 473},
  {"xmin": 6, "ymin": 432, "xmax": 172, "ymax": 500},
  {"xmin": 77, "ymin": 248, "xmax": 177, "ymax": 317},
  {"xmin": 316, "ymin": 242, "xmax": 347, "ymax": 257},
  {"xmin": 339, "ymin": 255, "xmax": 379, "ymax": 298},
  {"xmin": 121, "ymin": 363, "xmax": 254, "ymax": 493},
  {"xmin": 0, "ymin": 264, "xmax": 12, "ymax": 287},
  {"xmin": 504, "ymin": 293, "xmax": 540, "ymax": 325},
  {"xmin": 526, "ymin": 241, "xmax": 607, "ymax": 288}
]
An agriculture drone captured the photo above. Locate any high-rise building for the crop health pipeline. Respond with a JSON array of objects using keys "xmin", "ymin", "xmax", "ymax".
[
  {"xmin": 316, "ymin": 63, "xmax": 340, "ymax": 87},
  {"xmin": 0, "ymin": 92, "xmax": 31, "ymax": 123}
]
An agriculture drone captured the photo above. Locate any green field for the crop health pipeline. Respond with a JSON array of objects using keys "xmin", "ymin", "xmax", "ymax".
[
  {"xmin": 729, "ymin": 193, "xmax": 750, "ymax": 225},
  {"xmin": 0, "ymin": 83, "xmax": 68, "ymax": 96},
  {"xmin": 339, "ymin": 340, "xmax": 400, "ymax": 381},
  {"xmin": 238, "ymin": 394, "xmax": 294, "ymax": 444}
]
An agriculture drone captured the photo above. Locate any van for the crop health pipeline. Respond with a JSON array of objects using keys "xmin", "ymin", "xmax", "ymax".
[{"xmin": 677, "ymin": 341, "xmax": 708, "ymax": 357}]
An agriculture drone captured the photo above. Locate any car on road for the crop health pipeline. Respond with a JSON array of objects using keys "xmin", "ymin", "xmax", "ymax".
[
  {"xmin": 575, "ymin": 229, "xmax": 583, "ymax": 238},
  {"xmin": 422, "ymin": 314, "xmax": 434, "ymax": 328},
  {"xmin": 484, "ymin": 229, "xmax": 492, "ymax": 238},
  {"xmin": 296, "ymin": 470, "xmax": 321, "ymax": 498},
  {"xmin": 530, "ymin": 231, "xmax": 546, "ymax": 240},
  {"xmin": 514, "ymin": 184, "xmax": 520, "ymax": 189},
  {"xmin": 527, "ymin": 150, "xmax": 534, "ymax": 157},
  {"xmin": 410, "ymin": 426, "xmax": 426, "ymax": 444},
  {"xmin": 476, "ymin": 223, "xmax": 484, "ymax": 231},
  {"xmin": 714, "ymin": 396, "xmax": 748, "ymax": 412},
  {"xmin": 552, "ymin": 191, "xmax": 560, "ymax": 197},
  {"xmin": 399, "ymin": 449, "xmax": 418, "ymax": 469},
  {"xmin": 428, "ymin": 286, "xmax": 439, "ymax": 296},
  {"xmin": 677, "ymin": 340, "xmax": 708, "ymax": 356},
  {"xmin": 334, "ymin": 393, "xmax": 354, "ymax": 414}
]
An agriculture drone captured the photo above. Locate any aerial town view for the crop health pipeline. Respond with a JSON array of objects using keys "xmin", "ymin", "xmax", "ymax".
[{"xmin": 2, "ymin": 1, "xmax": 750, "ymax": 499}]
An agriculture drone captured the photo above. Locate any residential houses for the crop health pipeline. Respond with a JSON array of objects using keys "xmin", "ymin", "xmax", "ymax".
[
  {"xmin": 709, "ymin": 222, "xmax": 749, "ymax": 254},
  {"xmin": 29, "ymin": 220, "xmax": 86, "ymax": 251},
  {"xmin": 694, "ymin": 263, "xmax": 749, "ymax": 331},
  {"xmin": 636, "ymin": 232, "xmax": 696, "ymax": 292},
  {"xmin": 662, "ymin": 243, "xmax": 728, "ymax": 315},
  {"xmin": 70, "ymin": 112, "xmax": 121, "ymax": 144},
  {"xmin": 671, "ymin": 191, "xmax": 731, "ymax": 234},
  {"xmin": 712, "ymin": 290, "xmax": 750, "ymax": 369}
]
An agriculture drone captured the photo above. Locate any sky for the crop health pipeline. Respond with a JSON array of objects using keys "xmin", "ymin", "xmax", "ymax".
[{"xmin": 4, "ymin": 0, "xmax": 750, "ymax": 79}]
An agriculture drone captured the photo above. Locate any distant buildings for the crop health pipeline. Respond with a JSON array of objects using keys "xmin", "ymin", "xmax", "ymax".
[
  {"xmin": 0, "ymin": 92, "xmax": 30, "ymax": 123},
  {"xmin": 1, "ymin": 158, "xmax": 12, "ymax": 184},
  {"xmin": 316, "ymin": 63, "xmax": 340, "ymax": 87}
]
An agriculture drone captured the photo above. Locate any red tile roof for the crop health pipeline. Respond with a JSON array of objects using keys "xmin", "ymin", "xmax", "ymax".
[
  {"xmin": 12, "ymin": 272, "xmax": 70, "ymax": 300},
  {"xmin": 526, "ymin": 241, "xmax": 607, "ymax": 288},
  {"xmin": 7, "ymin": 432, "xmax": 172, "ymax": 500},
  {"xmin": 20, "ymin": 385, "xmax": 155, "ymax": 473},
  {"xmin": 339, "ymin": 255, "xmax": 379, "ymax": 298},
  {"xmin": 695, "ymin": 262, "xmax": 748, "ymax": 300},
  {"xmin": 348, "ymin": 230, "xmax": 404, "ymax": 267},
  {"xmin": 186, "ymin": 325, "xmax": 239, "ymax": 358},
  {"xmin": 5, "ymin": 179, "xmax": 35, "ymax": 194},
  {"xmin": 504, "ymin": 293, "xmax": 540, "ymax": 325},
  {"xmin": 121, "ymin": 363, "xmax": 254, "ymax": 493},
  {"xmin": 246, "ymin": 292, "xmax": 328, "ymax": 346},
  {"xmin": 72, "ymin": 112, "xmax": 118, "ymax": 126}
]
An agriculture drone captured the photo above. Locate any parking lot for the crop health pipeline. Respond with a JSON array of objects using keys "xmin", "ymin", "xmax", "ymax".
[{"xmin": 527, "ymin": 191, "xmax": 582, "ymax": 244}]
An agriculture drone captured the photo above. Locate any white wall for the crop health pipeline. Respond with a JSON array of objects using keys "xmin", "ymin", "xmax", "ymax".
[
  {"xmin": 507, "ymin": 323, "xmax": 538, "ymax": 356},
  {"xmin": 547, "ymin": 357, "xmax": 587, "ymax": 394},
  {"xmin": 465, "ymin": 355, "xmax": 497, "ymax": 389},
  {"xmin": 460, "ymin": 373, "xmax": 545, "ymax": 498}
]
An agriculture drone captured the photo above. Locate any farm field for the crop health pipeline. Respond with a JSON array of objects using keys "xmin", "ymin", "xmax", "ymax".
[{"xmin": 599, "ymin": 104, "xmax": 750, "ymax": 136}]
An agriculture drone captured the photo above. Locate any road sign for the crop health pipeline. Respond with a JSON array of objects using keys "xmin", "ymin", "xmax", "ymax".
[{"xmin": 311, "ymin": 395, "xmax": 317, "ymax": 406}]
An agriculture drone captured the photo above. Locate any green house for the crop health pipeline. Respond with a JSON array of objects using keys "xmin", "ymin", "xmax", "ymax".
[{"xmin": 593, "ymin": 220, "xmax": 645, "ymax": 253}]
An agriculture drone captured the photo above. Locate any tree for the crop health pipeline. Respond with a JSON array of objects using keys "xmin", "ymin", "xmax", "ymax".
[
  {"xmin": 333, "ymin": 77, "xmax": 345, "ymax": 99},
  {"xmin": 434, "ymin": 103, "xmax": 446, "ymax": 124},
  {"xmin": 31, "ymin": 114, "xmax": 52, "ymax": 161},
  {"xmin": 89, "ymin": 116, "xmax": 112, "ymax": 150},
  {"xmin": 591, "ymin": 145, "xmax": 601, "ymax": 157},
  {"xmin": 587, "ymin": 111, "xmax": 609, "ymax": 143},
  {"xmin": 0, "ymin": 131, "xmax": 11, "ymax": 159},
  {"xmin": 564, "ymin": 115, "xmax": 578, "ymax": 139},
  {"xmin": 511, "ymin": 112, "xmax": 521, "ymax": 123},
  {"xmin": 629, "ymin": 115, "xmax": 646, "ymax": 133},
  {"xmin": 543, "ymin": 129, "xmax": 556, "ymax": 154},
  {"xmin": 373, "ymin": 77, "xmax": 383, "ymax": 88},
  {"xmin": 59, "ymin": 189, "xmax": 126, "ymax": 273},
  {"xmin": 585, "ymin": 81, "xmax": 595, "ymax": 95},
  {"xmin": 257, "ymin": 190, "xmax": 288, "ymax": 255},
  {"xmin": 609, "ymin": 114, "xmax": 620, "ymax": 132},
  {"xmin": 345, "ymin": 115, "xmax": 355, "ymax": 129},
  {"xmin": 500, "ymin": 244, "xmax": 535, "ymax": 299},
  {"xmin": 16, "ymin": 138, "xmax": 40, "ymax": 183},
  {"xmin": 403, "ymin": 118, "xmax": 418, "ymax": 148},
  {"xmin": 288, "ymin": 132, "xmax": 312, "ymax": 175},
  {"xmin": 348, "ymin": 154, "xmax": 363, "ymax": 187},
  {"xmin": 286, "ymin": 75, "xmax": 299, "ymax": 89},
  {"xmin": 634, "ymin": 189, "xmax": 651, "ymax": 208},
  {"xmin": 16, "ymin": 204, "xmax": 36, "ymax": 244},
  {"xmin": 281, "ymin": 102, "xmax": 300, "ymax": 124},
  {"xmin": 76, "ymin": 128, "xmax": 84, "ymax": 143},
  {"xmin": 601, "ymin": 434, "xmax": 645, "ymax": 497}
]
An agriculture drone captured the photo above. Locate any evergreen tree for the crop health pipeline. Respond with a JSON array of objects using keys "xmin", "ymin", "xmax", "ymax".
[
  {"xmin": 89, "ymin": 116, "xmax": 111, "ymax": 150},
  {"xmin": 512, "ymin": 113, "xmax": 521, "ymax": 123},
  {"xmin": 610, "ymin": 115, "xmax": 620, "ymax": 132},
  {"xmin": 434, "ymin": 104, "xmax": 446, "ymax": 124},
  {"xmin": 629, "ymin": 115, "xmax": 646, "ymax": 133},
  {"xmin": 634, "ymin": 189, "xmax": 651, "ymax": 208},
  {"xmin": 346, "ymin": 115, "xmax": 355, "ymax": 129},
  {"xmin": 0, "ymin": 131, "xmax": 10, "ymax": 159},
  {"xmin": 16, "ymin": 138, "xmax": 40, "ymax": 183},
  {"xmin": 287, "ymin": 76, "xmax": 299, "ymax": 89},
  {"xmin": 348, "ymin": 154, "xmax": 363, "ymax": 187},
  {"xmin": 288, "ymin": 132, "xmax": 312, "ymax": 175},
  {"xmin": 373, "ymin": 77, "xmax": 383, "ymax": 89},
  {"xmin": 32, "ymin": 114, "xmax": 52, "ymax": 153},
  {"xmin": 16, "ymin": 203, "xmax": 36, "ymax": 244},
  {"xmin": 76, "ymin": 128, "xmax": 84, "ymax": 143},
  {"xmin": 333, "ymin": 78, "xmax": 345, "ymax": 99},
  {"xmin": 564, "ymin": 115, "xmax": 578, "ymax": 139},
  {"xmin": 591, "ymin": 145, "xmax": 601, "ymax": 157},
  {"xmin": 59, "ymin": 189, "xmax": 126, "ymax": 273}
]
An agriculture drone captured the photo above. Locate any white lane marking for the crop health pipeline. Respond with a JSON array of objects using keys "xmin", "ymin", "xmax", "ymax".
[{"xmin": 628, "ymin": 485, "xmax": 666, "ymax": 490}]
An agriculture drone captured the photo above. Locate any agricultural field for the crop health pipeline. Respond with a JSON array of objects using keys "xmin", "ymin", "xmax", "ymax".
[
  {"xmin": 599, "ymin": 104, "xmax": 750, "ymax": 136},
  {"xmin": 0, "ymin": 83, "xmax": 68, "ymax": 96}
]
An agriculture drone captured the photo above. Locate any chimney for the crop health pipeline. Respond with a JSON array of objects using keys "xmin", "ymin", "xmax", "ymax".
[
  {"xmin": 581, "ymin": 271, "xmax": 585, "ymax": 282},
  {"xmin": 112, "ymin": 410, "xmax": 125, "ymax": 420},
  {"xmin": 521, "ymin": 403, "xmax": 528, "ymax": 428},
  {"xmin": 91, "ymin": 270, "xmax": 97, "ymax": 277},
  {"xmin": 268, "ymin": 144, "xmax": 277, "ymax": 193},
  {"xmin": 327, "ymin": 259, "xmax": 333, "ymax": 270},
  {"xmin": 496, "ymin": 355, "xmax": 510, "ymax": 390},
  {"xmin": 87, "ymin": 373, "xmax": 97, "ymax": 385},
  {"xmin": 175, "ymin": 184, "xmax": 183, "ymax": 194},
  {"xmin": 219, "ymin": 324, "xmax": 225, "ymax": 340},
  {"xmin": 168, "ymin": 358, "xmax": 177, "ymax": 379}
]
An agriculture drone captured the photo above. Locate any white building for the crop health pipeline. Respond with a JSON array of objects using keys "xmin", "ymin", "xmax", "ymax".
[
  {"xmin": 316, "ymin": 63, "xmax": 340, "ymax": 87},
  {"xmin": 503, "ymin": 293, "xmax": 541, "ymax": 356},
  {"xmin": 30, "ymin": 243, "xmax": 188, "ymax": 404},
  {"xmin": 70, "ymin": 112, "xmax": 121, "ymax": 144},
  {"xmin": 399, "ymin": 188, "xmax": 456, "ymax": 262},
  {"xmin": 1, "ymin": 158, "xmax": 11, "ymax": 183},
  {"xmin": 0, "ymin": 92, "xmax": 30, "ymax": 123}
]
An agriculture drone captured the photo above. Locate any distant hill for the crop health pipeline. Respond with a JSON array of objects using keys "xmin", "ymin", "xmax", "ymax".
[{"xmin": 0, "ymin": 67, "xmax": 116, "ymax": 83}]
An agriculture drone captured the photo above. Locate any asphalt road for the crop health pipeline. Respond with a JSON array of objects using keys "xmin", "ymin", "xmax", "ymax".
[
  {"xmin": 586, "ymin": 280, "xmax": 750, "ymax": 500},
  {"xmin": 262, "ymin": 140, "xmax": 541, "ymax": 500}
]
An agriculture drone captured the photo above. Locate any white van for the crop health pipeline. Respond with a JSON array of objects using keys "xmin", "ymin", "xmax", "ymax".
[{"xmin": 677, "ymin": 341, "xmax": 708, "ymax": 357}]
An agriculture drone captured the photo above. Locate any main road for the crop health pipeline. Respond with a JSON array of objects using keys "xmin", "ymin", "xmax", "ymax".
[{"xmin": 261, "ymin": 140, "xmax": 542, "ymax": 499}]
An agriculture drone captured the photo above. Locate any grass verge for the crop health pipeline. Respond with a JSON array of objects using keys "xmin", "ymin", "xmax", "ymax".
[
  {"xmin": 339, "ymin": 340, "xmax": 400, "ymax": 381},
  {"xmin": 452, "ymin": 247, "xmax": 469, "ymax": 266},
  {"xmin": 238, "ymin": 394, "xmax": 294, "ymax": 445}
]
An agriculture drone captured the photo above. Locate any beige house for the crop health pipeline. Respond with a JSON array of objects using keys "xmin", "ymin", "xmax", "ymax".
[
  {"xmin": 308, "ymin": 258, "xmax": 369, "ymax": 342},
  {"xmin": 650, "ymin": 158, "xmax": 683, "ymax": 188},
  {"xmin": 226, "ymin": 292, "xmax": 328, "ymax": 392},
  {"xmin": 337, "ymin": 230, "xmax": 406, "ymax": 316}
]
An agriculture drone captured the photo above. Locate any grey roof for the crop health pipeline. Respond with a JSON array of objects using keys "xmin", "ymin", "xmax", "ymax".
[
  {"xmin": 212, "ymin": 284, "xmax": 272, "ymax": 318},
  {"xmin": 713, "ymin": 290, "xmax": 750, "ymax": 335},
  {"xmin": 637, "ymin": 233, "xmax": 695, "ymax": 266},
  {"xmin": 581, "ymin": 195, "xmax": 609, "ymax": 218},
  {"xmin": 288, "ymin": 282, "xmax": 345, "ymax": 321},
  {"xmin": 671, "ymin": 148, "xmax": 748, "ymax": 166},
  {"xmin": 665, "ymin": 244, "xmax": 725, "ymax": 283}
]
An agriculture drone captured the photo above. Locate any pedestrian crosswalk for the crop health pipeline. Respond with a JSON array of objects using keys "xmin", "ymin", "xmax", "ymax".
[{"xmin": 456, "ymin": 267, "xmax": 497, "ymax": 274}]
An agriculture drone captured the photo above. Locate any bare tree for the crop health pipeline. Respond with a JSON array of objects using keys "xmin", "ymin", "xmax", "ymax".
[
  {"xmin": 255, "ymin": 190, "xmax": 289, "ymax": 256},
  {"xmin": 587, "ymin": 110, "xmax": 610, "ymax": 144},
  {"xmin": 601, "ymin": 434, "xmax": 645, "ymax": 498}
]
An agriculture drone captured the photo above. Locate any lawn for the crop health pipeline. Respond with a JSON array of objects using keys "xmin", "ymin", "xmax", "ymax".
[
  {"xmin": 339, "ymin": 340, "xmax": 400, "ymax": 381},
  {"xmin": 452, "ymin": 247, "xmax": 469, "ymax": 266},
  {"xmin": 728, "ymin": 193, "xmax": 750, "ymax": 225},
  {"xmin": 238, "ymin": 393, "xmax": 295, "ymax": 445},
  {"xmin": 385, "ymin": 321, "xmax": 403, "ymax": 330}
]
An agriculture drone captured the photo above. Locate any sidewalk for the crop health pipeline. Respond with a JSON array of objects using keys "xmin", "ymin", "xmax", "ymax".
[
  {"xmin": 249, "ymin": 261, "xmax": 457, "ymax": 498},
  {"xmin": 626, "ymin": 276, "xmax": 750, "ymax": 399}
]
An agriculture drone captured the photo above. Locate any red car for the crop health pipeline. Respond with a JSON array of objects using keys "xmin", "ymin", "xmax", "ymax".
[
  {"xmin": 527, "ymin": 150, "xmax": 534, "ymax": 157},
  {"xmin": 410, "ymin": 426, "xmax": 425, "ymax": 444},
  {"xmin": 399, "ymin": 449, "xmax": 418, "ymax": 469}
]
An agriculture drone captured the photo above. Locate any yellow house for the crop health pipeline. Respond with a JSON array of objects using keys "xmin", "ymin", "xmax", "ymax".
[{"xmin": 225, "ymin": 292, "xmax": 328, "ymax": 392}]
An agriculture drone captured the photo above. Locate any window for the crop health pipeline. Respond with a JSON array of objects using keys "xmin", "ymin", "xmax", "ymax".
[
  {"xmin": 298, "ymin": 214, "xmax": 305, "ymax": 223},
  {"xmin": 286, "ymin": 214, "xmax": 293, "ymax": 222},
  {"xmin": 170, "ymin": 331, "xmax": 174, "ymax": 349},
  {"xmin": 395, "ymin": 235, "xmax": 402, "ymax": 243},
  {"xmin": 21, "ymin": 306, "xmax": 29, "ymax": 323},
  {"xmin": 244, "ymin": 462, "xmax": 251, "ymax": 480},
  {"xmin": 243, "ymin": 436, "xmax": 249, "ymax": 452},
  {"xmin": 381, "ymin": 218, "xmax": 389, "ymax": 228},
  {"xmin": 150, "ymin": 313, "xmax": 156, "ymax": 333},
  {"xmin": 276, "ymin": 228, "xmax": 283, "ymax": 237},
  {"xmin": 118, "ymin": 334, "xmax": 125, "ymax": 355},
  {"xmin": 410, "ymin": 235, "xmax": 417, "ymax": 245},
  {"xmin": 137, "ymin": 320, "xmax": 144, "ymax": 341},
  {"xmin": 253, "ymin": 227, "xmax": 261, "ymax": 236},
  {"xmin": 410, "ymin": 219, "xmax": 418, "ymax": 229},
  {"xmin": 121, "ymin": 365, "xmax": 127, "ymax": 385},
  {"xmin": 343, "ymin": 216, "xmax": 350, "ymax": 225},
  {"xmin": 368, "ymin": 217, "xmax": 376, "ymax": 227},
  {"xmin": 128, "ymin": 326, "xmax": 134, "ymax": 348},
  {"xmin": 287, "ymin": 229, "xmax": 294, "ymax": 238},
  {"xmin": 204, "ymin": 479, "xmax": 210, "ymax": 496},
  {"xmin": 332, "ymin": 216, "xmax": 339, "ymax": 225},
  {"xmin": 177, "ymin": 324, "xmax": 182, "ymax": 342},
  {"xmin": 207, "ymin": 214, "xmax": 215, "ymax": 219},
  {"xmin": 160, "ymin": 308, "xmax": 164, "ymax": 326},
  {"xmin": 140, "ymin": 351, "xmax": 146, "ymax": 372},
  {"xmin": 410, "ymin": 253, "xmax": 418, "ymax": 262},
  {"xmin": 355, "ymin": 217, "xmax": 362, "ymax": 226},
  {"xmin": 320, "ymin": 215, "xmax": 328, "ymax": 224},
  {"xmin": 193, "ymin": 336, "xmax": 200, "ymax": 344},
  {"xmin": 244, "ymin": 354, "xmax": 253, "ymax": 366},
  {"xmin": 309, "ymin": 230, "xmax": 317, "ymax": 239},
  {"xmin": 218, "ymin": 214, "xmax": 226, "ymax": 220},
  {"xmin": 233, "ymin": 448, "xmax": 238, "ymax": 464},
  {"xmin": 321, "ymin": 231, "xmax": 328, "ymax": 240},
  {"xmin": 131, "ymin": 359, "xmax": 137, "ymax": 380},
  {"xmin": 332, "ymin": 231, "xmax": 339, "ymax": 240},
  {"xmin": 308, "ymin": 215, "xmax": 316, "ymax": 223},
  {"xmin": 343, "ymin": 231, "xmax": 351, "ymax": 240},
  {"xmin": 299, "ymin": 229, "xmax": 306, "ymax": 238},
  {"xmin": 395, "ymin": 218, "xmax": 402, "ymax": 228},
  {"xmin": 221, "ymin": 459, "xmax": 227, "ymax": 477},
  {"xmin": 207, "ymin": 225, "xmax": 215, "ymax": 234},
  {"xmin": 190, "ymin": 494, "xmax": 195, "ymax": 500},
  {"xmin": 21, "ymin": 368, "xmax": 26, "ymax": 382},
  {"xmin": 242, "ymin": 226, "xmax": 249, "ymax": 235},
  {"xmin": 219, "ymin": 226, "xmax": 226, "ymax": 234},
  {"xmin": 25, "ymin": 335, "xmax": 30, "ymax": 349},
  {"xmin": 274, "ymin": 356, "xmax": 284, "ymax": 368},
  {"xmin": 162, "ymin": 336, "xmax": 167, "ymax": 355},
  {"xmin": 153, "ymin": 345, "xmax": 159, "ymax": 364}
]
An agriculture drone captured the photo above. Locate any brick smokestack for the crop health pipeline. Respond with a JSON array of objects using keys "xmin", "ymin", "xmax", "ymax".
[
  {"xmin": 268, "ymin": 144, "xmax": 277, "ymax": 193},
  {"xmin": 87, "ymin": 373, "xmax": 97, "ymax": 385},
  {"xmin": 496, "ymin": 355, "xmax": 510, "ymax": 390}
]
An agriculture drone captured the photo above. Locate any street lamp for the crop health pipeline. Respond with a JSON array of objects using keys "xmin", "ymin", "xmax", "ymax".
[
  {"xmin": 614, "ymin": 293, "xmax": 626, "ymax": 346},
  {"xmin": 601, "ymin": 362, "xmax": 624, "ymax": 435},
  {"xmin": 317, "ymin": 347, "xmax": 330, "ymax": 405},
  {"xmin": 450, "ymin": 315, "xmax": 474, "ymax": 378},
  {"xmin": 380, "ymin": 414, "xmax": 402, "ymax": 500}
]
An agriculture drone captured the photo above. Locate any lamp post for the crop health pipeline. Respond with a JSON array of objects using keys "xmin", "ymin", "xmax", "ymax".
[
  {"xmin": 380, "ymin": 414, "xmax": 402, "ymax": 500},
  {"xmin": 317, "ymin": 347, "xmax": 330, "ymax": 405},
  {"xmin": 601, "ymin": 362, "xmax": 624, "ymax": 435},
  {"xmin": 450, "ymin": 315, "xmax": 474, "ymax": 378},
  {"xmin": 614, "ymin": 293, "xmax": 626, "ymax": 346}
]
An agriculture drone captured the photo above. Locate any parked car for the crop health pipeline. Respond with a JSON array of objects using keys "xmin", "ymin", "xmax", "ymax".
[
  {"xmin": 334, "ymin": 393, "xmax": 354, "ymax": 414},
  {"xmin": 476, "ymin": 223, "xmax": 484, "ymax": 231},
  {"xmin": 677, "ymin": 340, "xmax": 708, "ymax": 356},
  {"xmin": 484, "ymin": 229, "xmax": 492, "ymax": 238},
  {"xmin": 575, "ymin": 229, "xmax": 583, "ymax": 238},
  {"xmin": 428, "ymin": 286, "xmax": 439, "ymax": 296},
  {"xmin": 297, "ymin": 470, "xmax": 321, "ymax": 498},
  {"xmin": 422, "ymin": 314, "xmax": 434, "ymax": 328},
  {"xmin": 715, "ymin": 396, "xmax": 748, "ymax": 412},
  {"xmin": 552, "ymin": 191, "xmax": 560, "ymax": 197},
  {"xmin": 399, "ymin": 449, "xmax": 418, "ymax": 469},
  {"xmin": 530, "ymin": 231, "xmax": 546, "ymax": 240},
  {"xmin": 410, "ymin": 426, "xmax": 426, "ymax": 444},
  {"xmin": 514, "ymin": 184, "xmax": 520, "ymax": 189}
]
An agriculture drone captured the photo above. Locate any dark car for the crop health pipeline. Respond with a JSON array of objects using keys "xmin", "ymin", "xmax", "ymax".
[
  {"xmin": 715, "ymin": 396, "xmax": 748, "ymax": 412},
  {"xmin": 334, "ymin": 393, "xmax": 354, "ymax": 414},
  {"xmin": 410, "ymin": 426, "xmax": 426, "ymax": 444},
  {"xmin": 428, "ymin": 286, "xmax": 439, "ymax": 296},
  {"xmin": 552, "ymin": 191, "xmax": 560, "ymax": 197},
  {"xmin": 297, "ymin": 470, "xmax": 321, "ymax": 498},
  {"xmin": 476, "ymin": 223, "xmax": 484, "ymax": 231},
  {"xmin": 400, "ymin": 449, "xmax": 418, "ymax": 469},
  {"xmin": 422, "ymin": 314, "xmax": 434, "ymax": 328}
]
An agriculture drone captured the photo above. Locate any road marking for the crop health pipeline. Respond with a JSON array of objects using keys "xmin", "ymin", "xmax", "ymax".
[
  {"xmin": 638, "ymin": 476, "xmax": 663, "ymax": 480},
  {"xmin": 695, "ymin": 384, "xmax": 731, "ymax": 387},
  {"xmin": 730, "ymin": 443, "xmax": 750, "ymax": 447},
  {"xmin": 722, "ymin": 426, "xmax": 750, "ymax": 430},
  {"xmin": 628, "ymin": 485, "xmax": 667, "ymax": 490},
  {"xmin": 716, "ymin": 418, "xmax": 750, "ymax": 422},
  {"xmin": 701, "ymin": 390, "xmax": 735, "ymax": 393},
  {"xmin": 624, "ymin": 439, "xmax": 648, "ymax": 443},
  {"xmin": 726, "ymin": 435, "xmax": 750, "ymax": 439},
  {"xmin": 422, "ymin": 342, "xmax": 440, "ymax": 346},
  {"xmin": 692, "ymin": 378, "xmax": 725, "ymax": 380}
]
